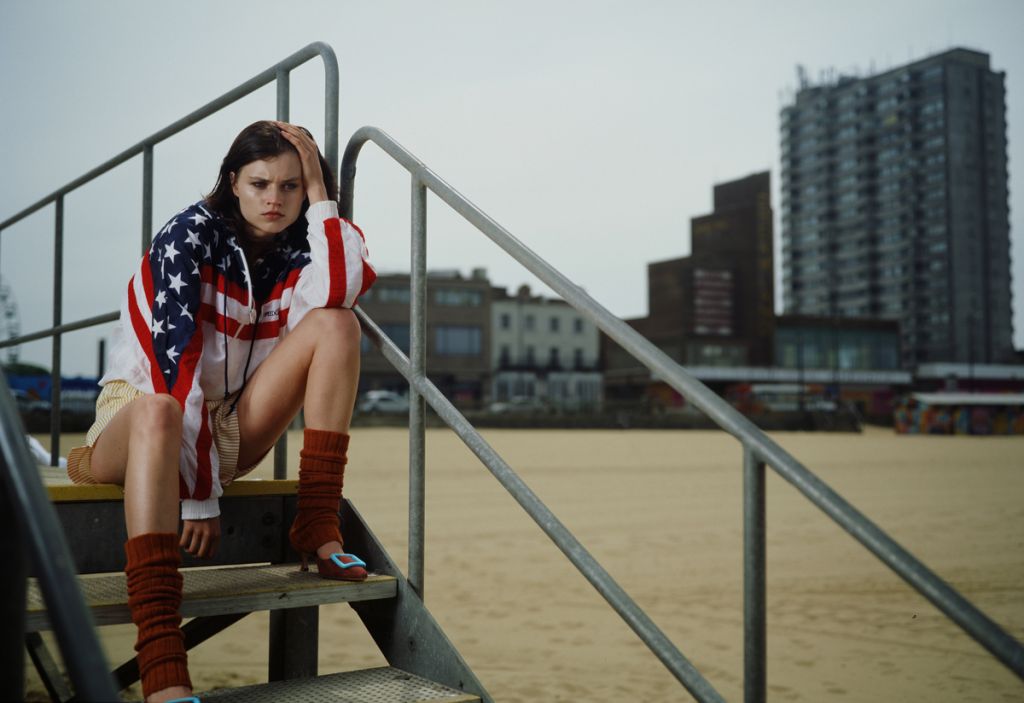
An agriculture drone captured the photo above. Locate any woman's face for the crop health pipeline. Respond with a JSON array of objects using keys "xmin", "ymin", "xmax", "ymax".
[{"xmin": 230, "ymin": 152, "xmax": 304, "ymax": 240}]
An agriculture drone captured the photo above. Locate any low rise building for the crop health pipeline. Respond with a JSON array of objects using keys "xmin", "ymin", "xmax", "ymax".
[
  {"xmin": 356, "ymin": 269, "xmax": 492, "ymax": 407},
  {"xmin": 491, "ymin": 285, "xmax": 602, "ymax": 411}
]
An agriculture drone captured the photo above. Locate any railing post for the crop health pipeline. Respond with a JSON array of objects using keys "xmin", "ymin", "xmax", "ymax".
[
  {"xmin": 276, "ymin": 68, "xmax": 290, "ymax": 123},
  {"xmin": 408, "ymin": 176, "xmax": 427, "ymax": 599},
  {"xmin": 273, "ymin": 68, "xmax": 291, "ymax": 481},
  {"xmin": 320, "ymin": 44, "xmax": 340, "ymax": 185},
  {"xmin": 49, "ymin": 198, "xmax": 64, "ymax": 466},
  {"xmin": 142, "ymin": 145, "xmax": 154, "ymax": 254},
  {"xmin": 0, "ymin": 374, "xmax": 119, "ymax": 700},
  {"xmin": 744, "ymin": 445, "xmax": 766, "ymax": 703}
]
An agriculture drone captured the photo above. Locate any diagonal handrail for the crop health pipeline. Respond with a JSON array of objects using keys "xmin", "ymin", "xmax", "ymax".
[
  {"xmin": 354, "ymin": 307, "xmax": 726, "ymax": 703},
  {"xmin": 0, "ymin": 376, "xmax": 119, "ymax": 700},
  {"xmin": 341, "ymin": 125, "xmax": 1024, "ymax": 698},
  {"xmin": 0, "ymin": 41, "xmax": 339, "ymax": 234}
]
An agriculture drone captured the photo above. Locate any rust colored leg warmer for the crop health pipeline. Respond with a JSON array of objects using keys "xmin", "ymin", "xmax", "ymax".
[
  {"xmin": 125, "ymin": 532, "xmax": 191, "ymax": 697},
  {"xmin": 288, "ymin": 428, "xmax": 350, "ymax": 555}
]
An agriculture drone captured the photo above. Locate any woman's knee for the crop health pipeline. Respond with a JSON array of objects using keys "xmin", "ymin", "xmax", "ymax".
[
  {"xmin": 305, "ymin": 307, "xmax": 361, "ymax": 349},
  {"xmin": 132, "ymin": 393, "xmax": 183, "ymax": 444},
  {"xmin": 90, "ymin": 393, "xmax": 182, "ymax": 484}
]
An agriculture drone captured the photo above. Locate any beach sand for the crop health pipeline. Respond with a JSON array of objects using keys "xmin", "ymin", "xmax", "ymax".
[{"xmin": 26, "ymin": 427, "xmax": 1024, "ymax": 701}]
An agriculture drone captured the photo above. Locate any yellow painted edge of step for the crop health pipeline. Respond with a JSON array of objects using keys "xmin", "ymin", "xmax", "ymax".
[{"xmin": 47, "ymin": 479, "xmax": 299, "ymax": 502}]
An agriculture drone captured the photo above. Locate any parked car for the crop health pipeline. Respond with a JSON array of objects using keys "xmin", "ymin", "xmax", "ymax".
[
  {"xmin": 488, "ymin": 396, "xmax": 547, "ymax": 414},
  {"xmin": 358, "ymin": 390, "xmax": 409, "ymax": 414},
  {"xmin": 12, "ymin": 388, "xmax": 50, "ymax": 413}
]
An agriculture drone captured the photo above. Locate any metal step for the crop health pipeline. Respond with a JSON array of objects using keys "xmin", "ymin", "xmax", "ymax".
[
  {"xmin": 200, "ymin": 666, "xmax": 479, "ymax": 702},
  {"xmin": 26, "ymin": 563, "xmax": 397, "ymax": 631}
]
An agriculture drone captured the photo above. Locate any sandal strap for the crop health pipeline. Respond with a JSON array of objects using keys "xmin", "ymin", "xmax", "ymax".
[{"xmin": 330, "ymin": 553, "xmax": 367, "ymax": 570}]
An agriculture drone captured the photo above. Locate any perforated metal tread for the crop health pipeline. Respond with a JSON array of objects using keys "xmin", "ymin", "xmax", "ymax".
[
  {"xmin": 200, "ymin": 666, "xmax": 480, "ymax": 702},
  {"xmin": 26, "ymin": 563, "xmax": 396, "ymax": 631}
]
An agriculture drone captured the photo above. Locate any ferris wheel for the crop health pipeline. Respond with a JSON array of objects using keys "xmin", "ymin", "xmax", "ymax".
[{"xmin": 0, "ymin": 276, "xmax": 20, "ymax": 364}]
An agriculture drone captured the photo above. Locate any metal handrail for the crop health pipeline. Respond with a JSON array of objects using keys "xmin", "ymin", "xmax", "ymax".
[
  {"xmin": 0, "ymin": 376, "xmax": 118, "ymax": 700},
  {"xmin": 340, "ymin": 126, "xmax": 1024, "ymax": 699},
  {"xmin": 0, "ymin": 42, "xmax": 339, "ymax": 234},
  {"xmin": 0, "ymin": 41, "xmax": 339, "ymax": 473}
]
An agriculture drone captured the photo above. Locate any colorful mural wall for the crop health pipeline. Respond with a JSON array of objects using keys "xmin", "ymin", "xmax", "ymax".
[{"xmin": 894, "ymin": 394, "xmax": 1024, "ymax": 435}]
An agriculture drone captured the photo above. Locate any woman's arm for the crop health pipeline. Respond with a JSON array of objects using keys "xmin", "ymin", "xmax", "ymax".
[{"xmin": 274, "ymin": 123, "xmax": 376, "ymax": 328}]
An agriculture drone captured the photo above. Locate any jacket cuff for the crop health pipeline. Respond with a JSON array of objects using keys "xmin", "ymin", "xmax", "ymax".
[
  {"xmin": 305, "ymin": 199, "xmax": 338, "ymax": 224},
  {"xmin": 181, "ymin": 497, "xmax": 220, "ymax": 520}
]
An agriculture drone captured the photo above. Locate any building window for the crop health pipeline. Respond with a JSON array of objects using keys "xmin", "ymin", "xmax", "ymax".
[
  {"xmin": 377, "ymin": 286, "xmax": 411, "ymax": 304},
  {"xmin": 574, "ymin": 348, "xmax": 584, "ymax": 368},
  {"xmin": 525, "ymin": 314, "xmax": 535, "ymax": 331},
  {"xmin": 500, "ymin": 313, "xmax": 511, "ymax": 330},
  {"xmin": 549, "ymin": 317, "xmax": 560, "ymax": 332},
  {"xmin": 549, "ymin": 347, "xmax": 561, "ymax": 369},
  {"xmin": 573, "ymin": 317, "xmax": 584, "ymax": 334},
  {"xmin": 525, "ymin": 346, "xmax": 535, "ymax": 365},
  {"xmin": 434, "ymin": 326, "xmax": 481, "ymax": 356},
  {"xmin": 434, "ymin": 288, "xmax": 482, "ymax": 306},
  {"xmin": 499, "ymin": 345, "xmax": 510, "ymax": 366},
  {"xmin": 513, "ymin": 377, "xmax": 525, "ymax": 396}
]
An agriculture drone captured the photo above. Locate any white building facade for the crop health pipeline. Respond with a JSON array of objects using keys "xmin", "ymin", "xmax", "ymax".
[{"xmin": 491, "ymin": 286, "xmax": 603, "ymax": 411}]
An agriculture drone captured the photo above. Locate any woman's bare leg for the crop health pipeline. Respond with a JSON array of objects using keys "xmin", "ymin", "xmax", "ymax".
[
  {"xmin": 89, "ymin": 394, "xmax": 191, "ymax": 703},
  {"xmin": 90, "ymin": 393, "xmax": 182, "ymax": 536},
  {"xmin": 235, "ymin": 307, "xmax": 361, "ymax": 448},
  {"xmin": 235, "ymin": 307, "xmax": 362, "ymax": 558}
]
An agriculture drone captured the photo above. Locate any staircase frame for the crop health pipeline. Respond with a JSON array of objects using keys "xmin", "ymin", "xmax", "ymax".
[{"xmin": 339, "ymin": 127, "xmax": 1024, "ymax": 701}]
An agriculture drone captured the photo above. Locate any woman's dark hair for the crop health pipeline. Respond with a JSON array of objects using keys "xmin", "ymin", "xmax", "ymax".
[{"xmin": 205, "ymin": 120, "xmax": 337, "ymax": 240}]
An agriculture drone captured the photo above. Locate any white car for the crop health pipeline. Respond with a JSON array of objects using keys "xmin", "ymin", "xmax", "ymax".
[
  {"xmin": 488, "ymin": 396, "xmax": 547, "ymax": 414},
  {"xmin": 358, "ymin": 390, "xmax": 409, "ymax": 414}
]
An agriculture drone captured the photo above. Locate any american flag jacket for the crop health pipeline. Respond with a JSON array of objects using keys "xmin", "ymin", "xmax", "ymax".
[{"xmin": 100, "ymin": 199, "xmax": 376, "ymax": 520}]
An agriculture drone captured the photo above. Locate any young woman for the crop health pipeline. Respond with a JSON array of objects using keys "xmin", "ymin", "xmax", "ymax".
[{"xmin": 66, "ymin": 120, "xmax": 376, "ymax": 703}]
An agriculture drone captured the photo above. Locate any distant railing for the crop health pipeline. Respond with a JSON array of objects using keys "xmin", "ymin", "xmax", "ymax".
[
  {"xmin": 340, "ymin": 126, "xmax": 1024, "ymax": 701},
  {"xmin": 0, "ymin": 41, "xmax": 339, "ymax": 475}
]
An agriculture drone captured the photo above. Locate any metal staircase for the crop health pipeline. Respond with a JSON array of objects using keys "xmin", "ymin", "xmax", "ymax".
[
  {"xmin": 1, "ymin": 40, "xmax": 1022, "ymax": 702},
  {"xmin": 20, "ymin": 477, "xmax": 484, "ymax": 702}
]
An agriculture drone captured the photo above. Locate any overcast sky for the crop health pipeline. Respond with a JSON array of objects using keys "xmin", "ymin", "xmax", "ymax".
[{"xmin": 2, "ymin": 0, "xmax": 1022, "ymax": 376}]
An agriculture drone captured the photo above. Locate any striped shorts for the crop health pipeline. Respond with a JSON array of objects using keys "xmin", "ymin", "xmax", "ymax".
[{"xmin": 66, "ymin": 380, "xmax": 252, "ymax": 488}]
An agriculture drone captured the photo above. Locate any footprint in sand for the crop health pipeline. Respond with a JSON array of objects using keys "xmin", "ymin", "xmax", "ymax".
[
  {"xmin": 824, "ymin": 681, "xmax": 848, "ymax": 696},
  {"xmin": 768, "ymin": 684, "xmax": 799, "ymax": 701}
]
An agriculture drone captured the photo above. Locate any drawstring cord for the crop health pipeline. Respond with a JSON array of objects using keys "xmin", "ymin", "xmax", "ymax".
[
  {"xmin": 229, "ymin": 306, "xmax": 260, "ymax": 415},
  {"xmin": 220, "ymin": 261, "xmax": 230, "ymax": 401},
  {"xmin": 219, "ymin": 236, "xmax": 264, "ymax": 414}
]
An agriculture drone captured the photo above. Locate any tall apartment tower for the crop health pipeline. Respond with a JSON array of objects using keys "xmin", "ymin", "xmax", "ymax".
[{"xmin": 780, "ymin": 48, "xmax": 1013, "ymax": 366}]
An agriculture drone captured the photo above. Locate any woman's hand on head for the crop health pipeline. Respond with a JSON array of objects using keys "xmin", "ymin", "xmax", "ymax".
[{"xmin": 274, "ymin": 121, "xmax": 329, "ymax": 205}]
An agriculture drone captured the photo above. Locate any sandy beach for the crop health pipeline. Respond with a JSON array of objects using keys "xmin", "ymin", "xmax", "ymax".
[{"xmin": 26, "ymin": 427, "xmax": 1024, "ymax": 702}]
